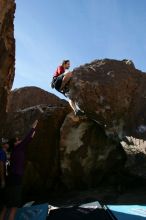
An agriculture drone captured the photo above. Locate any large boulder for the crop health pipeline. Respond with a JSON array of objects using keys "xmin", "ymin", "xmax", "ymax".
[
  {"xmin": 68, "ymin": 59, "xmax": 146, "ymax": 140},
  {"xmin": 0, "ymin": 0, "xmax": 15, "ymax": 124},
  {"xmin": 7, "ymin": 86, "xmax": 68, "ymax": 112}
]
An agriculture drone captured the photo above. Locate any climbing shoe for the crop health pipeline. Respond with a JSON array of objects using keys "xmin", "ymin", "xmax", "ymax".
[{"xmin": 75, "ymin": 110, "xmax": 85, "ymax": 116}]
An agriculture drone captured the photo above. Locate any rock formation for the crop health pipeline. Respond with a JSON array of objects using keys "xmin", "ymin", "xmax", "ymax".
[
  {"xmin": 0, "ymin": 0, "xmax": 15, "ymax": 126},
  {"xmin": 2, "ymin": 61, "xmax": 146, "ymax": 195},
  {"xmin": 1, "ymin": 0, "xmax": 146, "ymax": 202},
  {"xmin": 68, "ymin": 59, "xmax": 146, "ymax": 140}
]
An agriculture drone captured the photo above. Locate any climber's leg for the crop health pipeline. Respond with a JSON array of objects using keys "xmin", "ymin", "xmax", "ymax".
[
  {"xmin": 68, "ymin": 99, "xmax": 77, "ymax": 112},
  {"xmin": 54, "ymin": 75, "xmax": 64, "ymax": 92},
  {"xmin": 60, "ymin": 72, "xmax": 72, "ymax": 90},
  {"xmin": 68, "ymin": 99, "xmax": 85, "ymax": 116}
]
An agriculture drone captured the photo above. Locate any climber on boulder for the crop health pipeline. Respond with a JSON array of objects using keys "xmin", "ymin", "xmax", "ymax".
[
  {"xmin": 51, "ymin": 60, "xmax": 84, "ymax": 116},
  {"xmin": 51, "ymin": 60, "xmax": 72, "ymax": 94}
]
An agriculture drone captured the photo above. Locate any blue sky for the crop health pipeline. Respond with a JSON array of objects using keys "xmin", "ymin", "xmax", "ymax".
[{"xmin": 14, "ymin": 0, "xmax": 146, "ymax": 98}]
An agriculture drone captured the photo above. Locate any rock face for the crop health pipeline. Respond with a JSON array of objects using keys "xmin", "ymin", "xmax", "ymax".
[
  {"xmin": 0, "ymin": 0, "xmax": 15, "ymax": 123},
  {"xmin": 7, "ymin": 86, "xmax": 68, "ymax": 112},
  {"xmin": 68, "ymin": 59, "xmax": 146, "ymax": 140},
  {"xmin": 121, "ymin": 137, "xmax": 146, "ymax": 180},
  {"xmin": 60, "ymin": 113, "xmax": 126, "ymax": 189}
]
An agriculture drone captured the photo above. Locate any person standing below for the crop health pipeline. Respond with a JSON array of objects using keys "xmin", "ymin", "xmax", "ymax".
[
  {"xmin": 0, "ymin": 138, "xmax": 9, "ymax": 220},
  {"xmin": 0, "ymin": 120, "xmax": 38, "ymax": 220},
  {"xmin": 0, "ymin": 139, "xmax": 9, "ymax": 211},
  {"xmin": 0, "ymin": 139, "xmax": 9, "ymax": 188},
  {"xmin": 52, "ymin": 60, "xmax": 84, "ymax": 116}
]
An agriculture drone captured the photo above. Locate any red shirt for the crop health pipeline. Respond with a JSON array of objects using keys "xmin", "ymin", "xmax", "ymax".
[{"xmin": 54, "ymin": 65, "xmax": 65, "ymax": 77}]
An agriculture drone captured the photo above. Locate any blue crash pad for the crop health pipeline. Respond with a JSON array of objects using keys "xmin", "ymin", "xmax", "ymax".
[
  {"xmin": 15, "ymin": 203, "xmax": 48, "ymax": 220},
  {"xmin": 107, "ymin": 205, "xmax": 146, "ymax": 220}
]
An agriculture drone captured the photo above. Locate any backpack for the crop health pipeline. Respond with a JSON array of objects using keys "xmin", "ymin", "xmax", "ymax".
[{"xmin": 51, "ymin": 77, "xmax": 57, "ymax": 89}]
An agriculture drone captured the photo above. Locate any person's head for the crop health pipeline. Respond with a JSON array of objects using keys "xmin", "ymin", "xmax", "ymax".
[
  {"xmin": 8, "ymin": 137, "xmax": 21, "ymax": 152},
  {"xmin": 1, "ymin": 138, "xmax": 9, "ymax": 151},
  {"xmin": 62, "ymin": 60, "xmax": 70, "ymax": 70}
]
